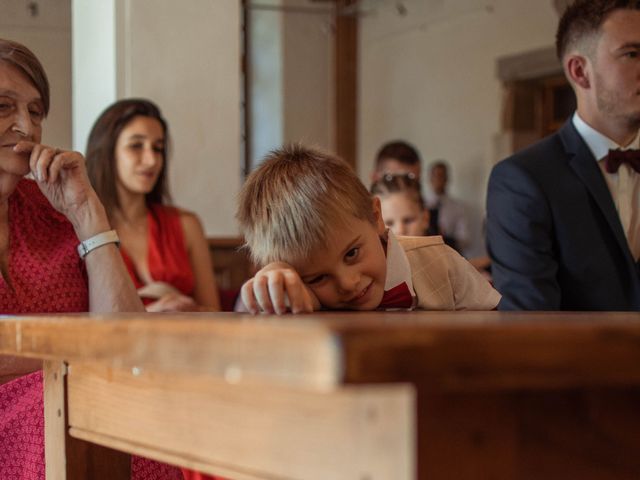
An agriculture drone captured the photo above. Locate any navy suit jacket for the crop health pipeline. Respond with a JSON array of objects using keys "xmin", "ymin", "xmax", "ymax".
[{"xmin": 486, "ymin": 119, "xmax": 640, "ymax": 311}]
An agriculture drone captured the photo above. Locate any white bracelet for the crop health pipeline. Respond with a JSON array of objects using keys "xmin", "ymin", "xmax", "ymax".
[{"xmin": 77, "ymin": 230, "xmax": 120, "ymax": 259}]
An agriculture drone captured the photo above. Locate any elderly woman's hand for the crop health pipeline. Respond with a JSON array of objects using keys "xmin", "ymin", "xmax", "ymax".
[
  {"xmin": 14, "ymin": 141, "xmax": 96, "ymax": 219},
  {"xmin": 14, "ymin": 141, "xmax": 112, "ymax": 242}
]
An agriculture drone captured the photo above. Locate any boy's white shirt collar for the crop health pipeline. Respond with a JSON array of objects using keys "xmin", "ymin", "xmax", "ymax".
[{"xmin": 383, "ymin": 230, "xmax": 417, "ymax": 307}]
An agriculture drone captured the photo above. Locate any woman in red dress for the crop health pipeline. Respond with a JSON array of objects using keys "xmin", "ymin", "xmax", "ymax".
[
  {"xmin": 0, "ymin": 38, "xmax": 182, "ymax": 479},
  {"xmin": 86, "ymin": 99, "xmax": 220, "ymax": 312}
]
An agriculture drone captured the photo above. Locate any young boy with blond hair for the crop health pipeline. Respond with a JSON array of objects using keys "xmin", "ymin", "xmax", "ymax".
[{"xmin": 237, "ymin": 145, "xmax": 500, "ymax": 314}]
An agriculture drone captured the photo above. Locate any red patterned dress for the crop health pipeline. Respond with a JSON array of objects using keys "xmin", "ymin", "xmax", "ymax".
[{"xmin": 0, "ymin": 179, "xmax": 182, "ymax": 480}]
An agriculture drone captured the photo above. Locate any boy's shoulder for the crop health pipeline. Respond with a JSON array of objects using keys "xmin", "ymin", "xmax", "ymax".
[
  {"xmin": 396, "ymin": 235, "xmax": 446, "ymax": 252},
  {"xmin": 396, "ymin": 235, "xmax": 459, "ymax": 273},
  {"xmin": 396, "ymin": 234, "xmax": 500, "ymax": 311}
]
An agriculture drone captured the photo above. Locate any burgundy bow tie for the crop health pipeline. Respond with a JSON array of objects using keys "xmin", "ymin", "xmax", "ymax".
[
  {"xmin": 604, "ymin": 149, "xmax": 640, "ymax": 174},
  {"xmin": 379, "ymin": 282, "xmax": 413, "ymax": 309}
]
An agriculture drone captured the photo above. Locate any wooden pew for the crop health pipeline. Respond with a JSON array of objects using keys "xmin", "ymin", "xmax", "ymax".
[
  {"xmin": 208, "ymin": 237, "xmax": 253, "ymax": 291},
  {"xmin": 1, "ymin": 311, "xmax": 640, "ymax": 479}
]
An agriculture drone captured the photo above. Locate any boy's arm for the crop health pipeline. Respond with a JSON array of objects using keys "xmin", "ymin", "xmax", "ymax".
[
  {"xmin": 240, "ymin": 262, "xmax": 320, "ymax": 314},
  {"xmin": 448, "ymin": 248, "xmax": 501, "ymax": 310}
]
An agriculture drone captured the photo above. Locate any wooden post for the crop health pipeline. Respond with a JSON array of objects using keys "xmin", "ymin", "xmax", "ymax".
[
  {"xmin": 44, "ymin": 360, "xmax": 69, "ymax": 480},
  {"xmin": 44, "ymin": 360, "xmax": 130, "ymax": 479},
  {"xmin": 335, "ymin": 0, "xmax": 358, "ymax": 168}
]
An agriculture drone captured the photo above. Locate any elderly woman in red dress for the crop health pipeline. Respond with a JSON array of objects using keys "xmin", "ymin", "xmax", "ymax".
[{"xmin": 0, "ymin": 38, "xmax": 182, "ymax": 479}]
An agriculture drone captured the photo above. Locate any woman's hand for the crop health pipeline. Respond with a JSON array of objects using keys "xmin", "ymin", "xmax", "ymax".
[
  {"xmin": 15, "ymin": 141, "xmax": 95, "ymax": 219},
  {"xmin": 146, "ymin": 292, "xmax": 199, "ymax": 313},
  {"xmin": 240, "ymin": 262, "xmax": 319, "ymax": 315},
  {"xmin": 15, "ymin": 141, "xmax": 112, "ymax": 241}
]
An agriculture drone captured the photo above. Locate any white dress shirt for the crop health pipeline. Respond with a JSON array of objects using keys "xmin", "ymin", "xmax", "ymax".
[
  {"xmin": 424, "ymin": 191, "xmax": 469, "ymax": 252},
  {"xmin": 573, "ymin": 113, "xmax": 640, "ymax": 261},
  {"xmin": 382, "ymin": 229, "xmax": 417, "ymax": 310}
]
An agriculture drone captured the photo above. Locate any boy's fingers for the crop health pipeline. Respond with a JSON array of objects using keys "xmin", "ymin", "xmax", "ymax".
[
  {"xmin": 304, "ymin": 286, "xmax": 320, "ymax": 311},
  {"xmin": 240, "ymin": 281, "xmax": 258, "ymax": 314},
  {"xmin": 300, "ymin": 288, "xmax": 315, "ymax": 313},
  {"xmin": 283, "ymin": 272, "xmax": 311, "ymax": 314},
  {"xmin": 253, "ymin": 274, "xmax": 275, "ymax": 314},
  {"xmin": 244, "ymin": 265, "xmax": 309, "ymax": 315},
  {"xmin": 268, "ymin": 272, "xmax": 287, "ymax": 314},
  {"xmin": 303, "ymin": 288, "xmax": 314, "ymax": 313}
]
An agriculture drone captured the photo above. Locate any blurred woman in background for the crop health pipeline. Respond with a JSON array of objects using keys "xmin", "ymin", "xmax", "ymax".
[{"xmin": 86, "ymin": 99, "xmax": 220, "ymax": 312}]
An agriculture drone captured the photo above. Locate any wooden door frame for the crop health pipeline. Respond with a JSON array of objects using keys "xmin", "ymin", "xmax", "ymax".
[{"xmin": 335, "ymin": 0, "xmax": 358, "ymax": 169}]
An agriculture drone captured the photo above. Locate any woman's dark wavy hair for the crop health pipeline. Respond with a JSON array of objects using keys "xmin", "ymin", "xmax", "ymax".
[{"xmin": 86, "ymin": 98, "xmax": 171, "ymax": 215}]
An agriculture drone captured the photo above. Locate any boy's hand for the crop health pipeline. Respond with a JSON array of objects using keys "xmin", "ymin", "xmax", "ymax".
[{"xmin": 240, "ymin": 262, "xmax": 319, "ymax": 314}]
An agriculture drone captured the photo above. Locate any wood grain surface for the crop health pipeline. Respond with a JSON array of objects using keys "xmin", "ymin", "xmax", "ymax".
[{"xmin": 3, "ymin": 311, "xmax": 640, "ymax": 479}]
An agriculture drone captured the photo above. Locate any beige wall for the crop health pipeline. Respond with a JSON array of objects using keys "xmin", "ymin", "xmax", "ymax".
[
  {"xmin": 0, "ymin": 0, "xmax": 72, "ymax": 149},
  {"xmin": 249, "ymin": 1, "xmax": 335, "ymax": 168},
  {"xmin": 73, "ymin": 0, "xmax": 241, "ymax": 236},
  {"xmin": 282, "ymin": 6, "xmax": 334, "ymax": 152},
  {"xmin": 122, "ymin": 0, "xmax": 241, "ymax": 237},
  {"xmin": 358, "ymin": 0, "xmax": 559, "ymax": 256},
  {"xmin": 72, "ymin": 0, "xmax": 117, "ymax": 152},
  {"xmin": 249, "ymin": 3, "xmax": 284, "ymax": 168}
]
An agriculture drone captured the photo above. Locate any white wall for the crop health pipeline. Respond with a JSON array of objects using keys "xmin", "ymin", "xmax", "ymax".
[
  {"xmin": 282, "ymin": 7, "xmax": 334, "ymax": 152},
  {"xmin": 73, "ymin": 0, "xmax": 242, "ymax": 236},
  {"xmin": 123, "ymin": 0, "xmax": 241, "ymax": 236},
  {"xmin": 71, "ymin": 0, "xmax": 117, "ymax": 152},
  {"xmin": 0, "ymin": 0, "xmax": 71, "ymax": 149},
  {"xmin": 358, "ymin": 0, "xmax": 559, "ymax": 256},
  {"xmin": 249, "ymin": 4, "xmax": 284, "ymax": 168}
]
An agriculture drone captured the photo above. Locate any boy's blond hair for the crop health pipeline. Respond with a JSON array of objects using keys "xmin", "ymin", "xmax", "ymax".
[{"xmin": 237, "ymin": 144, "xmax": 375, "ymax": 266}]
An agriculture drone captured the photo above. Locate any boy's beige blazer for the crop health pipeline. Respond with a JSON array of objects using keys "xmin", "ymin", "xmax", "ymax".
[{"xmin": 398, "ymin": 235, "xmax": 501, "ymax": 310}]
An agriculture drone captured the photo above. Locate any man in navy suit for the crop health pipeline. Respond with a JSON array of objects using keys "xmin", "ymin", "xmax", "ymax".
[{"xmin": 486, "ymin": 0, "xmax": 640, "ymax": 311}]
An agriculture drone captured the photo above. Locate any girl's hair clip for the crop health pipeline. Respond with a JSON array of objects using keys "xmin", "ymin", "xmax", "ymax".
[{"xmin": 383, "ymin": 172, "xmax": 416, "ymax": 182}]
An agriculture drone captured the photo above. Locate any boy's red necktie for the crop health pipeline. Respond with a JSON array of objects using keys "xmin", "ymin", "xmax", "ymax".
[{"xmin": 379, "ymin": 282, "xmax": 413, "ymax": 309}]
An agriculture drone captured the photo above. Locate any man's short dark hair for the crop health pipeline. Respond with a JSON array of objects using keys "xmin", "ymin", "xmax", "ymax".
[
  {"xmin": 375, "ymin": 140, "xmax": 421, "ymax": 167},
  {"xmin": 556, "ymin": 0, "xmax": 640, "ymax": 60}
]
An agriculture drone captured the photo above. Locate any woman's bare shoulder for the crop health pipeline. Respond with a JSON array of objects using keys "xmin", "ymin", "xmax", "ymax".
[{"xmin": 176, "ymin": 209, "xmax": 206, "ymax": 245}]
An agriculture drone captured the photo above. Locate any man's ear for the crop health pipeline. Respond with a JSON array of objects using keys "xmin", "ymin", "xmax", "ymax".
[
  {"xmin": 565, "ymin": 54, "xmax": 591, "ymax": 90},
  {"xmin": 372, "ymin": 196, "xmax": 386, "ymax": 235}
]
